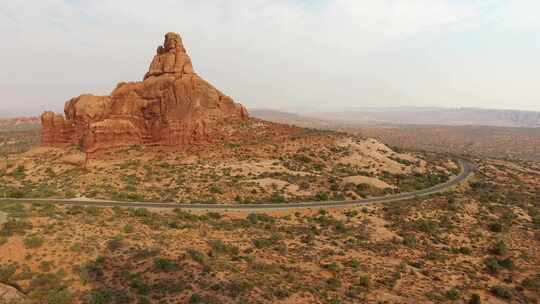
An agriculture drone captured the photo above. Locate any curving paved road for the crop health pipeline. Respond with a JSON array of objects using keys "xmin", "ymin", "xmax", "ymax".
[{"xmin": 0, "ymin": 159, "xmax": 474, "ymax": 212}]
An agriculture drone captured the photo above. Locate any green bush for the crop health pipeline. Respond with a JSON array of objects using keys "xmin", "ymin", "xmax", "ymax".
[
  {"xmin": 187, "ymin": 249, "xmax": 206, "ymax": 264},
  {"xmin": 469, "ymin": 294, "xmax": 481, "ymax": 304},
  {"xmin": 270, "ymin": 192, "xmax": 286, "ymax": 204},
  {"xmin": 0, "ymin": 264, "xmax": 17, "ymax": 283},
  {"xmin": 123, "ymin": 224, "xmax": 134, "ymax": 234},
  {"xmin": 133, "ymin": 208, "xmax": 151, "ymax": 218},
  {"xmin": 107, "ymin": 235, "xmax": 124, "ymax": 252},
  {"xmin": 402, "ymin": 234, "xmax": 417, "ymax": 248},
  {"xmin": 490, "ymin": 285, "xmax": 512, "ymax": 300},
  {"xmin": 208, "ymin": 240, "xmax": 239, "ymax": 256},
  {"xmin": 84, "ymin": 288, "xmax": 130, "ymax": 304},
  {"xmin": 521, "ymin": 272, "xmax": 540, "ymax": 291},
  {"xmin": 24, "ymin": 234, "xmax": 44, "ymax": 248},
  {"xmin": 247, "ymin": 213, "xmax": 275, "ymax": 224},
  {"xmin": 488, "ymin": 222, "xmax": 503, "ymax": 233},
  {"xmin": 445, "ymin": 289, "xmax": 460, "ymax": 300},
  {"xmin": 490, "ymin": 240, "xmax": 508, "ymax": 255},
  {"xmin": 153, "ymin": 258, "xmax": 179, "ymax": 272},
  {"xmin": 326, "ymin": 277, "xmax": 342, "ymax": 290},
  {"xmin": 1, "ymin": 219, "xmax": 33, "ymax": 236},
  {"xmin": 315, "ymin": 192, "xmax": 329, "ymax": 201},
  {"xmin": 227, "ymin": 279, "xmax": 254, "ymax": 297}
]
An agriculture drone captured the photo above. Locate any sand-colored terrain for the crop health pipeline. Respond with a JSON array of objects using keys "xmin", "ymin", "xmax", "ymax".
[
  {"xmin": 0, "ymin": 158, "xmax": 538, "ymax": 303},
  {"xmin": 0, "ymin": 121, "xmax": 455, "ymax": 204}
]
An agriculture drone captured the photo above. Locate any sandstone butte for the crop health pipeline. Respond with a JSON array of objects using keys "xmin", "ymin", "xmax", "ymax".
[{"xmin": 41, "ymin": 32, "xmax": 248, "ymax": 153}]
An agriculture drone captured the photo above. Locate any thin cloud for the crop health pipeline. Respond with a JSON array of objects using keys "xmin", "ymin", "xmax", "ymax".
[{"xmin": 0, "ymin": 0, "xmax": 538, "ymax": 116}]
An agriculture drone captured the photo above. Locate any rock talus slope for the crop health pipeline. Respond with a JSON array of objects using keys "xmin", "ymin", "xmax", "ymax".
[{"xmin": 41, "ymin": 32, "xmax": 248, "ymax": 152}]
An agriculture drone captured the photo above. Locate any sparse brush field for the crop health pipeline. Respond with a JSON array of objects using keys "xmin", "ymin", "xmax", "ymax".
[
  {"xmin": 0, "ymin": 157, "xmax": 538, "ymax": 303},
  {"xmin": 0, "ymin": 130, "xmax": 40, "ymax": 157},
  {"xmin": 0, "ymin": 121, "xmax": 457, "ymax": 204}
]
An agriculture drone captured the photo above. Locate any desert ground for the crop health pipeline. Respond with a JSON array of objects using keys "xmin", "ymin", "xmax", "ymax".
[
  {"xmin": 0, "ymin": 156, "xmax": 539, "ymax": 303},
  {"xmin": 0, "ymin": 119, "xmax": 456, "ymax": 205},
  {"xmin": 0, "ymin": 118, "xmax": 539, "ymax": 303}
]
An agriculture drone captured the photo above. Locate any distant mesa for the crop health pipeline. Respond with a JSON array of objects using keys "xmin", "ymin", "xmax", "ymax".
[{"xmin": 41, "ymin": 32, "xmax": 248, "ymax": 153}]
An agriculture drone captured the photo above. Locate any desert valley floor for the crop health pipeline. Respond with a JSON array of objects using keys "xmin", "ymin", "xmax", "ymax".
[{"xmin": 0, "ymin": 118, "xmax": 539, "ymax": 304}]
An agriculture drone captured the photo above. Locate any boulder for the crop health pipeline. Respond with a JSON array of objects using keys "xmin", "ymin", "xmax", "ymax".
[{"xmin": 0, "ymin": 283, "xmax": 25, "ymax": 303}]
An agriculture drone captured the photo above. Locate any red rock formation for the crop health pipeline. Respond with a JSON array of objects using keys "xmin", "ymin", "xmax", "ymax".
[{"xmin": 41, "ymin": 32, "xmax": 248, "ymax": 153}]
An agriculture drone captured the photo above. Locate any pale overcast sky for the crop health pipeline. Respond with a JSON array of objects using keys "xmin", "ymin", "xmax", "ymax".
[{"xmin": 1, "ymin": 0, "xmax": 539, "ymax": 116}]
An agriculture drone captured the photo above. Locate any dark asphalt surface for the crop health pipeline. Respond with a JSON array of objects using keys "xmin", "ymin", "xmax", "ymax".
[{"xmin": 0, "ymin": 159, "xmax": 474, "ymax": 211}]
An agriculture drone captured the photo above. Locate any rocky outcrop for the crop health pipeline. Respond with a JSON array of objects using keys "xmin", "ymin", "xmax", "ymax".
[
  {"xmin": 41, "ymin": 32, "xmax": 248, "ymax": 152},
  {"xmin": 0, "ymin": 283, "xmax": 25, "ymax": 303}
]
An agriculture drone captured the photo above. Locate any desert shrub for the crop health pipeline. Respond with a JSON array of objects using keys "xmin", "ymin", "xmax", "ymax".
[
  {"xmin": 84, "ymin": 288, "xmax": 130, "ymax": 304},
  {"xmin": 425, "ymin": 249, "xmax": 447, "ymax": 261},
  {"xmin": 334, "ymin": 220, "xmax": 347, "ymax": 233},
  {"xmin": 484, "ymin": 257, "xmax": 501, "ymax": 274},
  {"xmin": 358, "ymin": 275, "xmax": 371, "ymax": 289},
  {"xmin": 294, "ymin": 154, "xmax": 312, "ymax": 163},
  {"xmin": 415, "ymin": 219, "xmax": 439, "ymax": 235},
  {"xmin": 66, "ymin": 205, "xmax": 85, "ymax": 215},
  {"xmin": 315, "ymin": 192, "xmax": 329, "ymax": 201},
  {"xmin": 469, "ymin": 293, "xmax": 481, "ymax": 304},
  {"xmin": 487, "ymin": 220, "xmax": 503, "ymax": 232},
  {"xmin": 0, "ymin": 203, "xmax": 28, "ymax": 217},
  {"xmin": 153, "ymin": 257, "xmax": 179, "ymax": 272},
  {"xmin": 326, "ymin": 277, "xmax": 342, "ymax": 290},
  {"xmin": 30, "ymin": 273, "xmax": 64, "ymax": 290},
  {"xmin": 107, "ymin": 235, "xmax": 124, "ymax": 252},
  {"xmin": 521, "ymin": 273, "xmax": 540, "ymax": 291},
  {"xmin": 227, "ymin": 279, "xmax": 254, "ymax": 297},
  {"xmin": 209, "ymin": 185, "xmax": 223, "ymax": 194},
  {"xmin": 1, "ymin": 219, "xmax": 32, "ymax": 236},
  {"xmin": 270, "ymin": 192, "xmax": 286, "ymax": 203},
  {"xmin": 344, "ymin": 259, "xmax": 360, "ymax": 269},
  {"xmin": 187, "ymin": 249, "xmax": 206, "ymax": 264},
  {"xmin": 497, "ymin": 257, "xmax": 514, "ymax": 269},
  {"xmin": 39, "ymin": 261, "xmax": 54, "ymax": 272},
  {"xmin": 344, "ymin": 210, "xmax": 359, "ymax": 219},
  {"xmin": 490, "ymin": 240, "xmax": 508, "ymax": 255},
  {"xmin": 80, "ymin": 259, "xmax": 105, "ymax": 283},
  {"xmin": 451, "ymin": 246, "xmax": 471, "ymax": 255},
  {"xmin": 11, "ymin": 165, "xmax": 26, "ymax": 180},
  {"xmin": 445, "ymin": 289, "xmax": 460, "ymax": 300},
  {"xmin": 24, "ymin": 234, "xmax": 44, "ymax": 248},
  {"xmin": 247, "ymin": 213, "xmax": 275, "ymax": 225},
  {"xmin": 133, "ymin": 208, "xmax": 151, "ymax": 218},
  {"xmin": 490, "ymin": 285, "xmax": 512, "ymax": 300},
  {"xmin": 123, "ymin": 224, "xmax": 134, "ymax": 233},
  {"xmin": 70, "ymin": 243, "xmax": 82, "ymax": 252},
  {"xmin": 188, "ymin": 293, "xmax": 202, "ymax": 304},
  {"xmin": 208, "ymin": 240, "xmax": 239, "ymax": 256},
  {"xmin": 0, "ymin": 264, "xmax": 17, "ymax": 283},
  {"xmin": 484, "ymin": 256, "xmax": 513, "ymax": 275},
  {"xmin": 402, "ymin": 234, "xmax": 417, "ymax": 248},
  {"xmin": 85, "ymin": 207, "xmax": 101, "ymax": 216},
  {"xmin": 207, "ymin": 212, "xmax": 222, "ymax": 220},
  {"xmin": 323, "ymin": 262, "xmax": 340, "ymax": 272},
  {"xmin": 130, "ymin": 277, "xmax": 150, "ymax": 295},
  {"xmin": 131, "ymin": 248, "xmax": 160, "ymax": 261},
  {"xmin": 253, "ymin": 236, "xmax": 279, "ymax": 249},
  {"xmin": 35, "ymin": 289, "xmax": 74, "ymax": 304}
]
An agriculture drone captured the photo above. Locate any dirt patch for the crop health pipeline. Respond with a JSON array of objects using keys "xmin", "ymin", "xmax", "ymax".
[{"xmin": 342, "ymin": 175, "xmax": 395, "ymax": 189}]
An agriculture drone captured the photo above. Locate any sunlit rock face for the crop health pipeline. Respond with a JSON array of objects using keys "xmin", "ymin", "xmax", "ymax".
[{"xmin": 41, "ymin": 32, "xmax": 248, "ymax": 153}]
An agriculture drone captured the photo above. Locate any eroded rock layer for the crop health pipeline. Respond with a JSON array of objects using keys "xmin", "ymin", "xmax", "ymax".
[{"xmin": 41, "ymin": 32, "xmax": 248, "ymax": 152}]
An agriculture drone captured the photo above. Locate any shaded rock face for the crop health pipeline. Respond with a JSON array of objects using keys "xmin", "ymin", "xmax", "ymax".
[
  {"xmin": 0, "ymin": 283, "xmax": 25, "ymax": 302},
  {"xmin": 41, "ymin": 32, "xmax": 248, "ymax": 153}
]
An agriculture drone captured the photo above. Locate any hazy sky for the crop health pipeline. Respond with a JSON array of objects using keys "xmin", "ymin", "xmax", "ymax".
[{"xmin": 1, "ymin": 0, "xmax": 539, "ymax": 116}]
